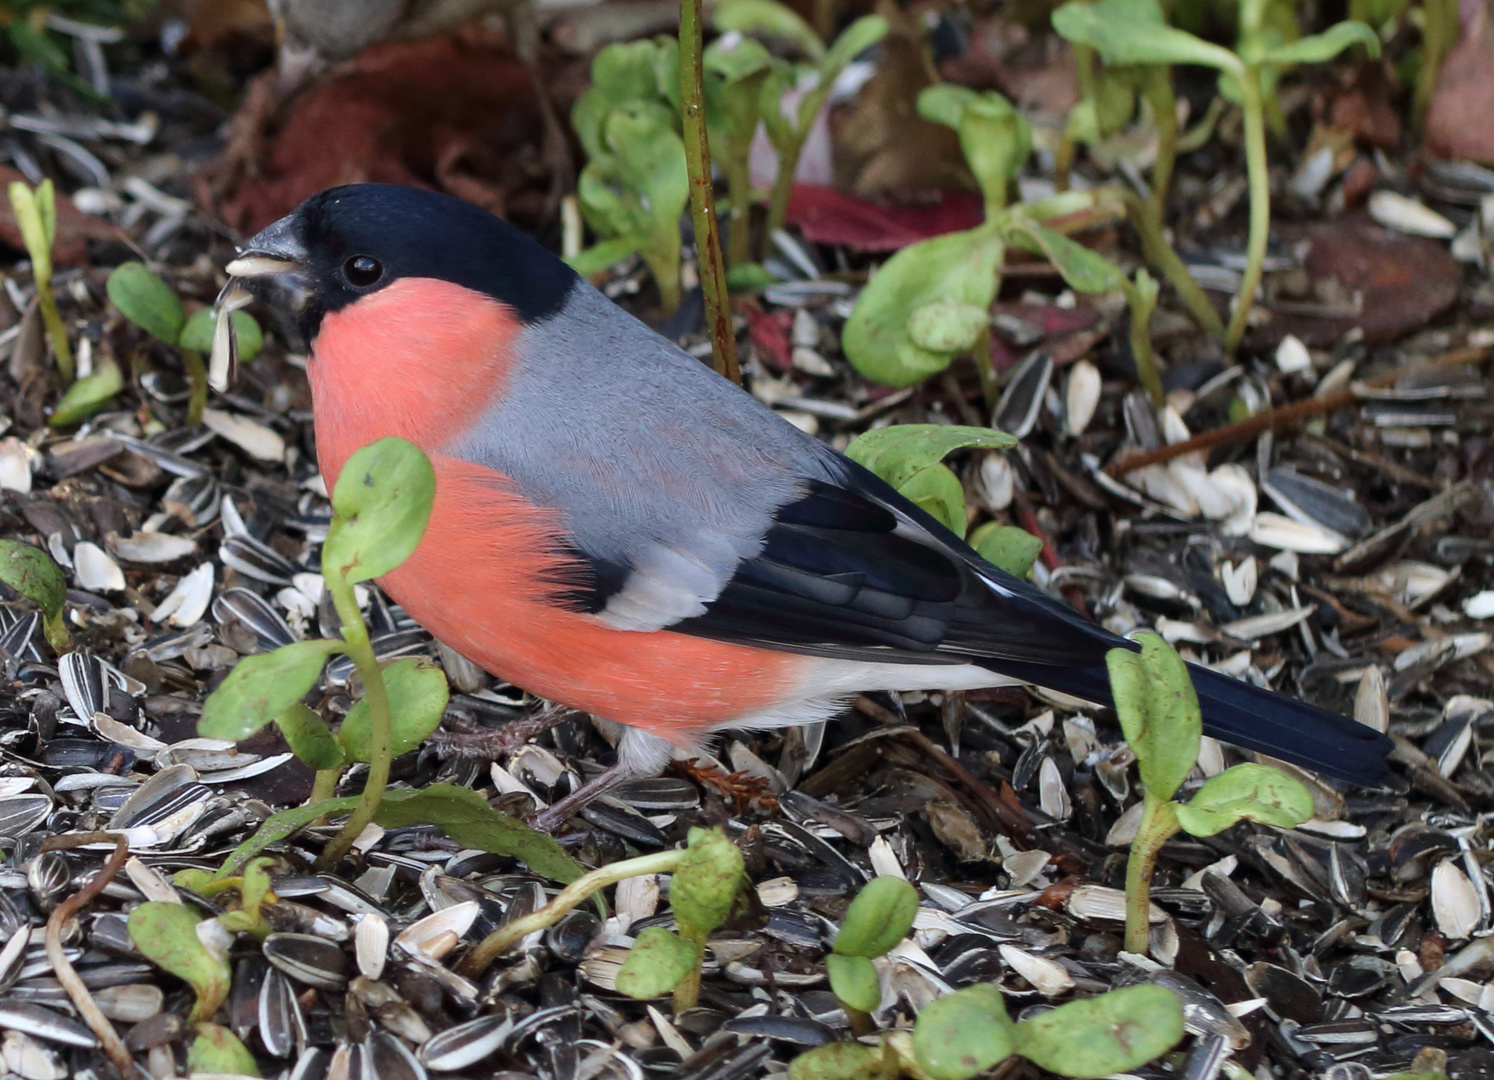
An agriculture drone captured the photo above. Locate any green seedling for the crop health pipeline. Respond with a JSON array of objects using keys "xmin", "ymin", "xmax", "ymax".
[
  {"xmin": 617, "ymin": 826, "xmax": 747, "ymax": 1009},
  {"xmin": 1107, "ymin": 633, "xmax": 1313, "ymax": 953},
  {"xmin": 1002, "ymin": 219, "xmax": 1164, "ymax": 406},
  {"xmin": 458, "ymin": 826, "xmax": 741, "ymax": 994},
  {"xmin": 571, "ymin": 39, "xmax": 691, "ymax": 314},
  {"xmin": 715, "ymin": 0, "xmax": 889, "ymax": 241},
  {"xmin": 910, "ymin": 982, "xmax": 1184, "ymax": 1080},
  {"xmin": 7, "ymin": 179, "xmax": 72, "ymax": 382},
  {"xmin": 846, "ymin": 425, "xmax": 1017, "ymax": 539},
  {"xmin": 0, "ymin": 539, "xmax": 71, "ymax": 652},
  {"xmin": 107, "ymin": 261, "xmax": 264, "ymax": 427},
  {"xmin": 127, "ymin": 901, "xmax": 231, "ymax": 1023},
  {"xmin": 174, "ymin": 856, "xmax": 278, "ymax": 938},
  {"xmin": 50, "ymin": 353, "xmax": 123, "ymax": 427},
  {"xmin": 1053, "ymin": 0, "xmax": 1377, "ymax": 354},
  {"xmin": 917, "ymin": 86, "xmax": 1031, "ymax": 220},
  {"xmin": 199, "ymin": 437, "xmax": 442, "ymax": 871},
  {"xmin": 702, "ymin": 33, "xmax": 773, "ymax": 268},
  {"xmin": 826, "ymin": 876, "xmax": 919, "ymax": 1034},
  {"xmin": 789, "ymin": 1040, "xmax": 900, "ymax": 1080}
]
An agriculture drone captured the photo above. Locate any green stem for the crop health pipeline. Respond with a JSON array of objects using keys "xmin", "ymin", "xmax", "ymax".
[
  {"xmin": 645, "ymin": 247, "xmax": 683, "ymax": 317},
  {"xmin": 313, "ymin": 575, "xmax": 391, "ymax": 873},
  {"xmin": 673, "ymin": 940, "xmax": 704, "ymax": 1012},
  {"xmin": 459, "ymin": 848, "xmax": 686, "ymax": 978},
  {"xmin": 309, "ymin": 768, "xmax": 341, "ymax": 805},
  {"xmin": 1224, "ymin": 66, "xmax": 1269, "ymax": 356},
  {"xmin": 1140, "ymin": 70, "xmax": 1177, "ymax": 227},
  {"xmin": 1124, "ymin": 793, "xmax": 1180, "ymax": 954},
  {"xmin": 37, "ymin": 285, "xmax": 73, "ymax": 383},
  {"xmin": 1124, "ymin": 282, "xmax": 1165, "ymax": 409},
  {"xmin": 766, "ymin": 131, "xmax": 807, "ymax": 244},
  {"xmin": 1122, "ymin": 192, "xmax": 1224, "ymax": 339},
  {"xmin": 844, "ymin": 1006, "xmax": 875, "ymax": 1038},
  {"xmin": 680, "ymin": 0, "xmax": 741, "ymax": 386},
  {"xmin": 183, "ymin": 349, "xmax": 208, "ymax": 427},
  {"xmin": 725, "ymin": 150, "xmax": 753, "ymax": 270}
]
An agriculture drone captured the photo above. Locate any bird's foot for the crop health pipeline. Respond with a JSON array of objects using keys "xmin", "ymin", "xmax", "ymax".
[
  {"xmin": 527, "ymin": 763, "xmax": 629, "ymax": 834},
  {"xmin": 674, "ymin": 760, "xmax": 778, "ymax": 814}
]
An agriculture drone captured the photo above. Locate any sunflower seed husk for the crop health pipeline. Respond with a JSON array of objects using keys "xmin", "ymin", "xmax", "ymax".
[{"xmin": 263, "ymin": 933, "xmax": 349, "ymax": 990}]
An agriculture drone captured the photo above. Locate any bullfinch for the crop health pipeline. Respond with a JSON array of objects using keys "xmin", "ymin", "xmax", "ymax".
[{"xmin": 222, "ymin": 183, "xmax": 1391, "ymax": 825}]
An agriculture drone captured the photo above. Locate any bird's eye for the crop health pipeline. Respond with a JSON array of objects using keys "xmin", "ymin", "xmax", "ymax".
[{"xmin": 343, "ymin": 256, "xmax": 383, "ymax": 287}]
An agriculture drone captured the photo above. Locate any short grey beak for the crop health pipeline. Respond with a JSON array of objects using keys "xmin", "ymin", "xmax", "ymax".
[{"xmin": 225, "ymin": 214, "xmax": 306, "ymax": 278}]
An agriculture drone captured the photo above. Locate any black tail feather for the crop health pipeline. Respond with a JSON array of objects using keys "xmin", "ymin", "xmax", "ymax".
[{"xmin": 980, "ymin": 657, "xmax": 1392, "ymax": 787}]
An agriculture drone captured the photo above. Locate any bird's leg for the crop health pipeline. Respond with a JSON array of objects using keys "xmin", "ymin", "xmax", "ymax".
[
  {"xmin": 528, "ymin": 764, "xmax": 630, "ymax": 833},
  {"xmin": 428, "ymin": 703, "xmax": 575, "ymax": 760}
]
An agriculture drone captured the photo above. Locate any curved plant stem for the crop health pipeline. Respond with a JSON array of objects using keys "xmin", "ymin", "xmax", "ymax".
[
  {"xmin": 43, "ymin": 832, "xmax": 134, "ymax": 1075},
  {"xmin": 1224, "ymin": 67, "xmax": 1269, "ymax": 355},
  {"xmin": 724, "ymin": 153, "xmax": 753, "ymax": 270},
  {"xmin": 1122, "ymin": 192, "xmax": 1224, "ymax": 339},
  {"xmin": 765, "ymin": 132, "xmax": 805, "ymax": 246},
  {"xmin": 309, "ymin": 768, "xmax": 341, "ymax": 804},
  {"xmin": 680, "ymin": 0, "xmax": 741, "ymax": 386},
  {"xmin": 183, "ymin": 349, "xmax": 208, "ymax": 427},
  {"xmin": 1140, "ymin": 71, "xmax": 1177, "ymax": 227},
  {"xmin": 1123, "ymin": 278, "xmax": 1165, "ymax": 408},
  {"xmin": 37, "ymin": 289, "xmax": 74, "ymax": 383},
  {"xmin": 313, "ymin": 575, "xmax": 392, "ymax": 872},
  {"xmin": 1124, "ymin": 793, "xmax": 1180, "ymax": 954},
  {"xmin": 460, "ymin": 849, "xmax": 685, "ymax": 978}
]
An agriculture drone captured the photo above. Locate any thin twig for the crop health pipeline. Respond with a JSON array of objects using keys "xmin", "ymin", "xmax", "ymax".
[
  {"xmin": 679, "ymin": 0, "xmax": 741, "ymax": 386},
  {"xmin": 1104, "ymin": 344, "xmax": 1492, "ymax": 478},
  {"xmin": 42, "ymin": 832, "xmax": 135, "ymax": 1076}
]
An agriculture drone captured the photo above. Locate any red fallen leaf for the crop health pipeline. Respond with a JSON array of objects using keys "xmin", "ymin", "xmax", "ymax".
[
  {"xmin": 1426, "ymin": 0, "xmax": 1494, "ymax": 165},
  {"xmin": 1264, "ymin": 218, "xmax": 1460, "ymax": 348},
  {"xmin": 740, "ymin": 300, "xmax": 793, "ymax": 374},
  {"xmin": 0, "ymin": 165, "xmax": 123, "ymax": 266},
  {"xmin": 786, "ymin": 184, "xmax": 985, "ymax": 252},
  {"xmin": 988, "ymin": 301, "xmax": 1103, "ymax": 373},
  {"xmin": 206, "ymin": 34, "xmax": 537, "ymax": 235}
]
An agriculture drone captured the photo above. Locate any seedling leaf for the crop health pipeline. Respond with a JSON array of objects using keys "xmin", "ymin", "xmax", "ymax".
[
  {"xmin": 1051, "ymin": 0, "xmax": 1242, "ymax": 74},
  {"xmin": 324, "ymin": 437, "xmax": 436, "ymax": 585},
  {"xmin": 897, "ymin": 463, "xmax": 968, "ymax": 538},
  {"xmin": 181, "ymin": 307, "xmax": 263, "ymax": 361},
  {"xmin": 339, "ymin": 656, "xmax": 449, "ymax": 762},
  {"xmin": 107, "ymin": 262, "xmax": 185, "ymax": 344},
  {"xmin": 1174, "ymin": 762, "xmax": 1314, "ymax": 837},
  {"xmin": 0, "ymin": 539, "xmax": 68, "ymax": 650},
  {"xmin": 788, "ymin": 1042, "xmax": 890, "ymax": 1080},
  {"xmin": 827, "ymin": 953, "xmax": 881, "ymax": 1012},
  {"xmin": 907, "ymin": 298, "xmax": 990, "ymax": 354},
  {"xmin": 842, "ymin": 225, "xmax": 1006, "ymax": 386},
  {"xmin": 714, "ymin": 0, "xmax": 825, "ymax": 60},
  {"xmin": 188, "ymin": 1023, "xmax": 259, "ymax": 1076},
  {"xmin": 833, "ymin": 875, "xmax": 919, "ymax": 957},
  {"xmin": 50, "ymin": 357, "xmax": 123, "ymax": 426},
  {"xmin": 198, "ymin": 639, "xmax": 339, "ymax": 742},
  {"xmin": 1263, "ymin": 21, "xmax": 1379, "ymax": 65},
  {"xmin": 671, "ymin": 827, "xmax": 746, "ymax": 942},
  {"xmin": 275, "ymin": 703, "xmax": 346, "ymax": 771},
  {"xmin": 845, "ymin": 424, "xmax": 1016, "ymax": 488},
  {"xmin": 912, "ymin": 984, "xmax": 1017, "ymax": 1080},
  {"xmin": 824, "ymin": 14, "xmax": 889, "ymax": 70},
  {"xmin": 1106, "ymin": 634, "xmax": 1199, "ymax": 802},
  {"xmin": 616, "ymin": 927, "xmax": 700, "ymax": 999},
  {"xmin": 1013, "ymin": 984, "xmax": 1184, "ymax": 1079},
  {"xmin": 127, "ymin": 902, "xmax": 231, "ymax": 1024},
  {"xmin": 8, "ymin": 181, "xmax": 53, "ymax": 281},
  {"xmin": 1004, "ymin": 220, "xmax": 1127, "ymax": 294},
  {"xmin": 971, "ymin": 523, "xmax": 1043, "ymax": 579}
]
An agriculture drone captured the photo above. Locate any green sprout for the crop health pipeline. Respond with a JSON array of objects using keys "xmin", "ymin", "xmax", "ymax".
[
  {"xmin": 793, "ymin": 981, "xmax": 1185, "ymax": 1080},
  {"xmin": 457, "ymin": 826, "xmax": 743, "ymax": 997},
  {"xmin": 0, "ymin": 539, "xmax": 71, "ymax": 652},
  {"xmin": 1107, "ymin": 634, "xmax": 1313, "ymax": 954},
  {"xmin": 8, "ymin": 179, "xmax": 72, "ymax": 382},
  {"xmin": 1053, "ymin": 0, "xmax": 1378, "ymax": 353},
  {"xmin": 107, "ymin": 262, "xmax": 264, "ymax": 427},
  {"xmin": 571, "ymin": 40, "xmax": 690, "ymax": 315},
  {"xmin": 702, "ymin": 33, "xmax": 773, "ymax": 268},
  {"xmin": 715, "ymin": 0, "xmax": 889, "ymax": 241},
  {"xmin": 917, "ymin": 86, "xmax": 1031, "ymax": 220},
  {"xmin": 196, "ymin": 437, "xmax": 581, "ymax": 883},
  {"xmin": 616, "ymin": 827, "xmax": 747, "ymax": 1010},
  {"xmin": 825, "ymin": 876, "xmax": 919, "ymax": 1035},
  {"xmin": 127, "ymin": 901, "xmax": 231, "ymax": 1023},
  {"xmin": 174, "ymin": 856, "xmax": 279, "ymax": 938},
  {"xmin": 187, "ymin": 1023, "xmax": 258, "ymax": 1077}
]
